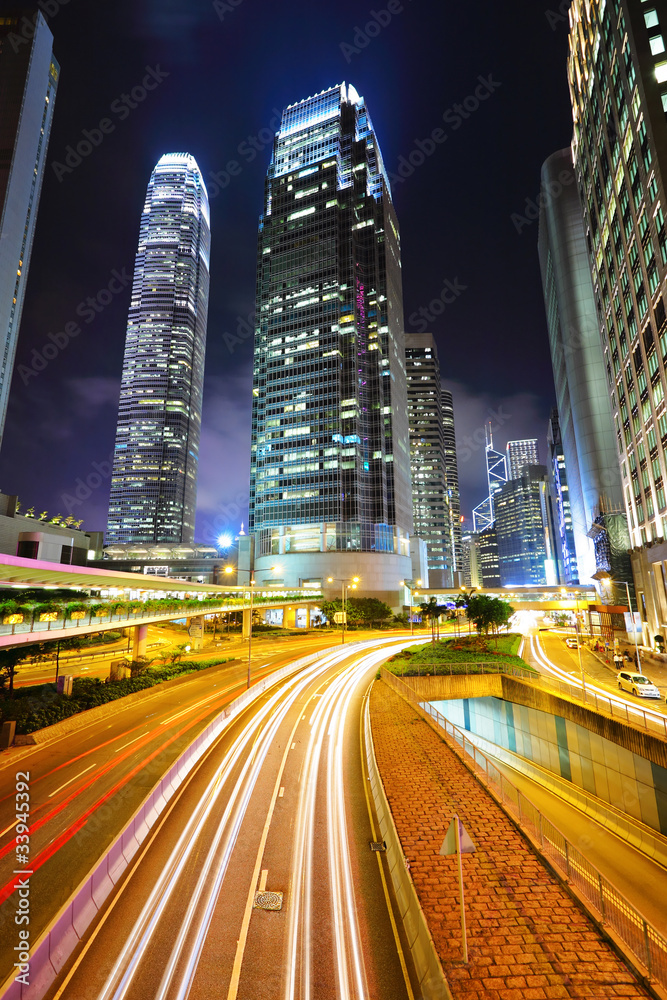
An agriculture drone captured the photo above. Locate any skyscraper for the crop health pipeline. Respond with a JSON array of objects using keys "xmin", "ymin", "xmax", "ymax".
[
  {"xmin": 568, "ymin": 1, "xmax": 664, "ymax": 626},
  {"xmin": 506, "ymin": 439, "xmax": 539, "ymax": 480},
  {"xmin": 472, "ymin": 427, "xmax": 507, "ymax": 531},
  {"xmin": 0, "ymin": 9, "xmax": 58, "ymax": 445},
  {"xmin": 249, "ymin": 84, "xmax": 413, "ymax": 602},
  {"xmin": 538, "ymin": 146, "xmax": 626, "ymax": 586},
  {"xmin": 442, "ymin": 388, "xmax": 462, "ymax": 577},
  {"xmin": 546, "ymin": 409, "xmax": 579, "ymax": 584},
  {"xmin": 106, "ymin": 153, "xmax": 210, "ymax": 545},
  {"xmin": 405, "ymin": 333, "xmax": 451, "ymax": 588},
  {"xmin": 495, "ymin": 465, "xmax": 557, "ymax": 586}
]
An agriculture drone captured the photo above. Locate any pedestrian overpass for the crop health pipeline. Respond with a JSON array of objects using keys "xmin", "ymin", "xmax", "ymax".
[{"xmin": 0, "ymin": 553, "xmax": 322, "ymax": 654}]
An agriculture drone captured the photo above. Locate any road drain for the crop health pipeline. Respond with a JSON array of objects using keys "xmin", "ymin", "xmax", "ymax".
[
  {"xmin": 254, "ymin": 890, "xmax": 283, "ymax": 910},
  {"xmin": 369, "ymin": 841, "xmax": 386, "ymax": 852}
]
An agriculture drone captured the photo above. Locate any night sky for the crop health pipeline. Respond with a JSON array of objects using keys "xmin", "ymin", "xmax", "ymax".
[{"xmin": 0, "ymin": 0, "xmax": 575, "ymax": 543}]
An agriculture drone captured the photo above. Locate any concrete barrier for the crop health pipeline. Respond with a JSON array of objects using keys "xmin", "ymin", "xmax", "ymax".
[
  {"xmin": 363, "ymin": 696, "xmax": 452, "ymax": 1000},
  {"xmin": 0, "ymin": 647, "xmax": 327, "ymax": 1000}
]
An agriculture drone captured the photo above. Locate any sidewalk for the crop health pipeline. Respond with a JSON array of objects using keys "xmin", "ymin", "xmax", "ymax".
[{"xmin": 369, "ymin": 680, "xmax": 650, "ymax": 998}]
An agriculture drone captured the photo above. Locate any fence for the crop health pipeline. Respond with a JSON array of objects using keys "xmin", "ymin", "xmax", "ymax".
[{"xmin": 381, "ymin": 668, "xmax": 667, "ymax": 991}]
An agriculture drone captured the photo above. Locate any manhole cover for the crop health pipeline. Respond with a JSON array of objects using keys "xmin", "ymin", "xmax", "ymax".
[
  {"xmin": 254, "ymin": 890, "xmax": 283, "ymax": 910},
  {"xmin": 369, "ymin": 841, "xmax": 386, "ymax": 852}
]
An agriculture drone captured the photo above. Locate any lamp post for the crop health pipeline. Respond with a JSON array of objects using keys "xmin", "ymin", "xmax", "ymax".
[
  {"xmin": 401, "ymin": 579, "xmax": 422, "ymax": 635},
  {"xmin": 602, "ymin": 577, "xmax": 642, "ymax": 673},
  {"xmin": 247, "ymin": 564, "xmax": 281, "ymax": 688},
  {"xmin": 327, "ymin": 576, "xmax": 360, "ymax": 643},
  {"xmin": 561, "ymin": 587, "xmax": 586, "ymax": 699}
]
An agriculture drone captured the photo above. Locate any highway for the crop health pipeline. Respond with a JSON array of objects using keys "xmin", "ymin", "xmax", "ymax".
[
  {"xmin": 27, "ymin": 636, "xmax": 423, "ymax": 1000},
  {"xmin": 0, "ymin": 632, "xmax": 388, "ymax": 983}
]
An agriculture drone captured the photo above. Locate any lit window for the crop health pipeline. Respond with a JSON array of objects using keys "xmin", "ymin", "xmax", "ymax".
[
  {"xmin": 645, "ymin": 9, "xmax": 659, "ymax": 28},
  {"xmin": 656, "ymin": 61, "xmax": 667, "ymax": 82},
  {"xmin": 662, "ymin": 94, "xmax": 667, "ymax": 111},
  {"xmin": 652, "ymin": 34, "xmax": 666, "ymax": 54}
]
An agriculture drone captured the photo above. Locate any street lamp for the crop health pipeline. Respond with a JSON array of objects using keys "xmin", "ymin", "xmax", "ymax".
[
  {"xmin": 561, "ymin": 587, "xmax": 586, "ymax": 699},
  {"xmin": 327, "ymin": 576, "xmax": 360, "ymax": 644}
]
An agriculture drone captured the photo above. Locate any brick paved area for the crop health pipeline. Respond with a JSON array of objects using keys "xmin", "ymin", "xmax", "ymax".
[{"xmin": 369, "ymin": 681, "xmax": 649, "ymax": 998}]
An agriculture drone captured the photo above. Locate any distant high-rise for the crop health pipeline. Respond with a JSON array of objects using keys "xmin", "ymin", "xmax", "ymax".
[
  {"xmin": 538, "ymin": 146, "xmax": 626, "ymax": 586},
  {"xmin": 461, "ymin": 530, "xmax": 482, "ymax": 589},
  {"xmin": 495, "ymin": 465, "xmax": 557, "ymax": 586},
  {"xmin": 442, "ymin": 388, "xmax": 462, "ymax": 576},
  {"xmin": 506, "ymin": 439, "xmax": 539, "ymax": 480},
  {"xmin": 546, "ymin": 409, "xmax": 579, "ymax": 584},
  {"xmin": 249, "ymin": 84, "xmax": 413, "ymax": 603},
  {"xmin": 472, "ymin": 427, "xmax": 507, "ymax": 532},
  {"xmin": 107, "ymin": 153, "xmax": 210, "ymax": 545},
  {"xmin": 0, "ymin": 9, "xmax": 58, "ymax": 445},
  {"xmin": 405, "ymin": 333, "xmax": 451, "ymax": 588}
]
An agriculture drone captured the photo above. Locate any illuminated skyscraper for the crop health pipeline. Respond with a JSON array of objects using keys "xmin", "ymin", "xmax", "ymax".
[
  {"xmin": 405, "ymin": 333, "xmax": 451, "ymax": 588},
  {"xmin": 506, "ymin": 438, "xmax": 539, "ymax": 480},
  {"xmin": 0, "ymin": 9, "xmax": 58, "ymax": 445},
  {"xmin": 442, "ymin": 388, "xmax": 462, "ymax": 576},
  {"xmin": 106, "ymin": 153, "xmax": 210, "ymax": 545},
  {"xmin": 249, "ymin": 84, "xmax": 413, "ymax": 603}
]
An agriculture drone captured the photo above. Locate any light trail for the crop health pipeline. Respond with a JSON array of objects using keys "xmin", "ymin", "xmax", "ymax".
[{"xmin": 529, "ymin": 632, "xmax": 667, "ymax": 728}]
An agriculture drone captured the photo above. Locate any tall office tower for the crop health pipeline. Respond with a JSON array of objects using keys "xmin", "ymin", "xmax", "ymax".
[
  {"xmin": 568, "ymin": 2, "xmax": 667, "ymax": 627},
  {"xmin": 461, "ymin": 530, "xmax": 482, "ymax": 588},
  {"xmin": 506, "ymin": 439, "xmax": 539, "ymax": 480},
  {"xmin": 0, "ymin": 10, "xmax": 58, "ymax": 446},
  {"xmin": 546, "ymin": 409, "xmax": 579, "ymax": 584},
  {"xmin": 472, "ymin": 426, "xmax": 507, "ymax": 531},
  {"xmin": 404, "ymin": 333, "xmax": 451, "ymax": 588},
  {"xmin": 478, "ymin": 524, "xmax": 500, "ymax": 587},
  {"xmin": 538, "ymin": 146, "xmax": 626, "ymax": 587},
  {"xmin": 494, "ymin": 465, "xmax": 558, "ymax": 586},
  {"xmin": 106, "ymin": 153, "xmax": 210, "ymax": 545},
  {"xmin": 442, "ymin": 388, "xmax": 462, "ymax": 577},
  {"xmin": 249, "ymin": 84, "xmax": 413, "ymax": 603}
]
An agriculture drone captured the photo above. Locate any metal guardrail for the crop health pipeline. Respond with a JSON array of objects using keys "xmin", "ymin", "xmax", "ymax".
[
  {"xmin": 0, "ymin": 594, "xmax": 323, "ymax": 641},
  {"xmin": 530, "ymin": 670, "xmax": 667, "ymax": 739},
  {"xmin": 390, "ymin": 660, "xmax": 536, "ymax": 679},
  {"xmin": 381, "ymin": 668, "xmax": 667, "ymax": 991}
]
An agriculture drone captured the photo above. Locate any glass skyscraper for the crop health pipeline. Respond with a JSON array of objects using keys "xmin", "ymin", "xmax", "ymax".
[
  {"xmin": 0, "ymin": 9, "xmax": 58, "ymax": 445},
  {"xmin": 249, "ymin": 84, "xmax": 413, "ymax": 601},
  {"xmin": 568, "ymin": 0, "xmax": 664, "ymax": 628},
  {"xmin": 405, "ymin": 333, "xmax": 451, "ymax": 588},
  {"xmin": 442, "ymin": 388, "xmax": 462, "ymax": 577},
  {"xmin": 107, "ymin": 153, "xmax": 210, "ymax": 545},
  {"xmin": 506, "ymin": 439, "xmax": 539, "ymax": 480}
]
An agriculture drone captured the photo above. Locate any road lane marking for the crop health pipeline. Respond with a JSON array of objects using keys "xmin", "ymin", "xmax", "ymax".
[
  {"xmin": 291, "ymin": 742, "xmax": 296, "ymax": 750},
  {"xmin": 48, "ymin": 763, "xmax": 96, "ymax": 798},
  {"xmin": 279, "ymin": 787, "xmax": 285, "ymax": 798},
  {"xmin": 114, "ymin": 734, "xmax": 146, "ymax": 753},
  {"xmin": 259, "ymin": 870, "xmax": 268, "ymax": 892}
]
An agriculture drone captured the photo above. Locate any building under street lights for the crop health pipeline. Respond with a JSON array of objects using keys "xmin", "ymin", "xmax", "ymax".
[
  {"xmin": 106, "ymin": 153, "xmax": 210, "ymax": 547},
  {"xmin": 249, "ymin": 84, "xmax": 413, "ymax": 606}
]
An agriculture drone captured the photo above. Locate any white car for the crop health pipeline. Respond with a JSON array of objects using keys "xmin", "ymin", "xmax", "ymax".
[
  {"xmin": 616, "ymin": 671, "xmax": 661, "ymax": 698},
  {"xmin": 565, "ymin": 637, "xmax": 578, "ymax": 649}
]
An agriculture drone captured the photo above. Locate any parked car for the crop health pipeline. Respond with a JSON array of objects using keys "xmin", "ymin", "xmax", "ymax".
[
  {"xmin": 616, "ymin": 671, "xmax": 661, "ymax": 698},
  {"xmin": 565, "ymin": 637, "xmax": 578, "ymax": 649}
]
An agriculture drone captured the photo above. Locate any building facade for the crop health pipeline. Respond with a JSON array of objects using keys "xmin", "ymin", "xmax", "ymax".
[
  {"xmin": 472, "ymin": 428, "xmax": 507, "ymax": 532},
  {"xmin": 538, "ymin": 146, "xmax": 626, "ymax": 587},
  {"xmin": 460, "ymin": 530, "xmax": 482, "ymax": 589},
  {"xmin": 506, "ymin": 439, "xmax": 539, "ymax": 480},
  {"xmin": 494, "ymin": 464, "xmax": 557, "ymax": 586},
  {"xmin": 442, "ymin": 388, "xmax": 462, "ymax": 579},
  {"xmin": 568, "ymin": 0, "xmax": 665, "ymax": 630},
  {"xmin": 546, "ymin": 408, "xmax": 580, "ymax": 583},
  {"xmin": 249, "ymin": 84, "xmax": 413, "ymax": 603},
  {"xmin": 0, "ymin": 10, "xmax": 58, "ymax": 445},
  {"xmin": 405, "ymin": 333, "xmax": 452, "ymax": 588},
  {"xmin": 106, "ymin": 153, "xmax": 210, "ymax": 547}
]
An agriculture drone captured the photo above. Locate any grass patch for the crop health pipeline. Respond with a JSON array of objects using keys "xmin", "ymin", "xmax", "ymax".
[
  {"xmin": 0, "ymin": 656, "xmax": 238, "ymax": 735},
  {"xmin": 385, "ymin": 633, "xmax": 534, "ymax": 677}
]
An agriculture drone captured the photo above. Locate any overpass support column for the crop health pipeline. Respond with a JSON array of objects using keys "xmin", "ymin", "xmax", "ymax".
[
  {"xmin": 242, "ymin": 608, "xmax": 252, "ymax": 639},
  {"xmin": 132, "ymin": 624, "xmax": 148, "ymax": 660},
  {"xmin": 283, "ymin": 606, "xmax": 296, "ymax": 629},
  {"xmin": 188, "ymin": 615, "xmax": 205, "ymax": 651}
]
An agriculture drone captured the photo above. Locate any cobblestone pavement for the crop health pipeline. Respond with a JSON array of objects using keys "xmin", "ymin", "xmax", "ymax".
[{"xmin": 369, "ymin": 681, "xmax": 650, "ymax": 999}]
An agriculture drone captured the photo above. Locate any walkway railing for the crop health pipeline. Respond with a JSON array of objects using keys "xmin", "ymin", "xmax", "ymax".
[
  {"xmin": 0, "ymin": 593, "xmax": 323, "ymax": 641},
  {"xmin": 391, "ymin": 661, "xmax": 536, "ymax": 679},
  {"xmin": 381, "ymin": 668, "xmax": 667, "ymax": 991}
]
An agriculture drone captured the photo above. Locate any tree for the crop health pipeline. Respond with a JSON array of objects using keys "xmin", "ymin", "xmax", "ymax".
[
  {"xmin": 419, "ymin": 598, "xmax": 448, "ymax": 642},
  {"xmin": 0, "ymin": 646, "xmax": 31, "ymax": 696},
  {"xmin": 466, "ymin": 595, "xmax": 514, "ymax": 644}
]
